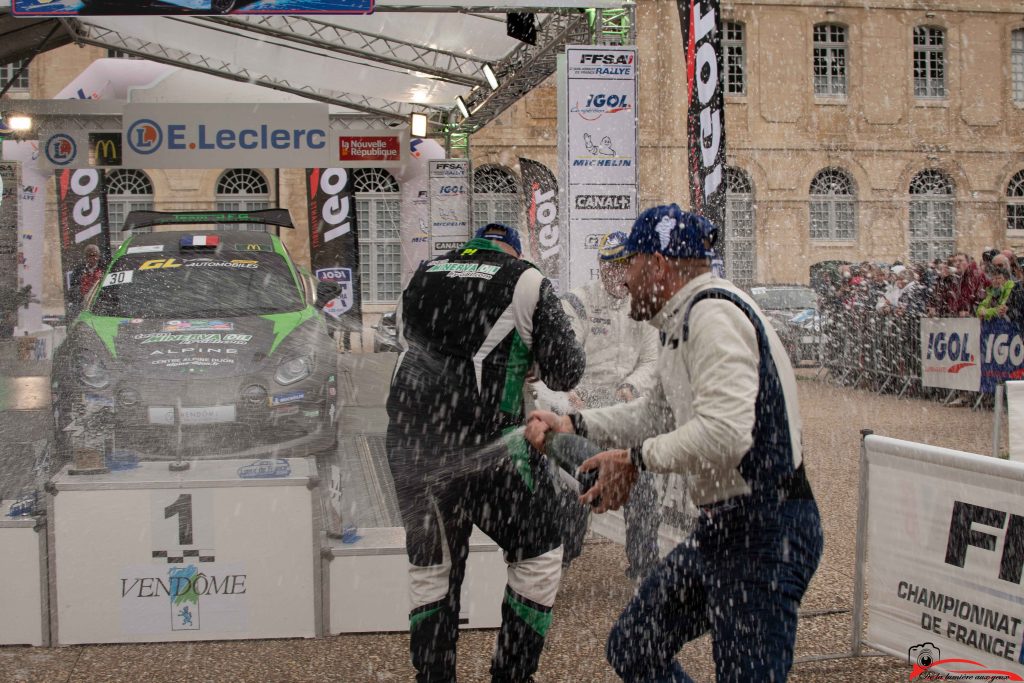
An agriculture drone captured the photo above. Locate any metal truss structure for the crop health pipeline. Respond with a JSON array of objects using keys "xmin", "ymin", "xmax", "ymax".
[
  {"xmin": 60, "ymin": 19, "xmax": 449, "ymax": 124},
  {"xmin": 9, "ymin": 5, "xmax": 630, "ymax": 138},
  {"xmin": 453, "ymin": 9, "xmax": 589, "ymax": 134},
  {"xmin": 200, "ymin": 15, "xmax": 490, "ymax": 88}
]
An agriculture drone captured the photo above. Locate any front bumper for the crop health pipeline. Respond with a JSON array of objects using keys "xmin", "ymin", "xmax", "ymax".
[{"xmin": 64, "ymin": 377, "xmax": 337, "ymax": 461}]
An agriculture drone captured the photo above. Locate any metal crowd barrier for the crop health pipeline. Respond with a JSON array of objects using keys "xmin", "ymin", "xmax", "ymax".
[{"xmin": 818, "ymin": 306, "xmax": 922, "ymax": 399}]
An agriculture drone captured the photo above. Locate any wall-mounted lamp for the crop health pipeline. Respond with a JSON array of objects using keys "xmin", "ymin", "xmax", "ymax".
[
  {"xmin": 455, "ymin": 96, "xmax": 470, "ymax": 120},
  {"xmin": 483, "ymin": 64, "xmax": 499, "ymax": 91},
  {"xmin": 8, "ymin": 115, "xmax": 32, "ymax": 131},
  {"xmin": 410, "ymin": 112, "xmax": 428, "ymax": 137},
  {"xmin": 925, "ymin": 11, "xmax": 935, "ymax": 18}
]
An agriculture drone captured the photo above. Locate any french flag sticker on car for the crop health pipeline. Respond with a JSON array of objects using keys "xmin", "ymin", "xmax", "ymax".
[{"xmin": 180, "ymin": 235, "xmax": 220, "ymax": 249}]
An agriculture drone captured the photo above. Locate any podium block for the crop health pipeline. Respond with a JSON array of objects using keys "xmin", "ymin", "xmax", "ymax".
[
  {"xmin": 49, "ymin": 458, "xmax": 319, "ymax": 644},
  {"xmin": 327, "ymin": 526, "xmax": 505, "ymax": 633},
  {"xmin": 0, "ymin": 500, "xmax": 46, "ymax": 646}
]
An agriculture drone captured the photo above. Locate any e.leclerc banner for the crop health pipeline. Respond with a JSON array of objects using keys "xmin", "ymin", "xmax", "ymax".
[
  {"xmin": 519, "ymin": 158, "xmax": 562, "ymax": 289},
  {"xmin": 305, "ymin": 168, "xmax": 361, "ymax": 331},
  {"xmin": 56, "ymin": 168, "xmax": 111, "ymax": 319},
  {"xmin": 863, "ymin": 435, "xmax": 1024, "ymax": 678},
  {"xmin": 124, "ymin": 103, "xmax": 330, "ymax": 169},
  {"xmin": 678, "ymin": 0, "xmax": 726, "ymax": 230}
]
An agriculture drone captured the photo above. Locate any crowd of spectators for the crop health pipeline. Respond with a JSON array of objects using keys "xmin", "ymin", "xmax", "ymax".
[{"xmin": 815, "ymin": 247, "xmax": 1024, "ymax": 394}]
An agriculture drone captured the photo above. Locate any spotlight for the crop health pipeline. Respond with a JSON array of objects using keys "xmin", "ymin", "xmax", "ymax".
[
  {"xmin": 455, "ymin": 96, "xmax": 470, "ymax": 120},
  {"xmin": 410, "ymin": 112, "xmax": 428, "ymax": 137},
  {"xmin": 8, "ymin": 115, "xmax": 32, "ymax": 131},
  {"xmin": 483, "ymin": 64, "xmax": 499, "ymax": 91}
]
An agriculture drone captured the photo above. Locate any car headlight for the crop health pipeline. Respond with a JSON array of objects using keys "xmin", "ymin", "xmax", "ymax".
[
  {"xmin": 76, "ymin": 350, "xmax": 110, "ymax": 389},
  {"xmin": 274, "ymin": 356, "xmax": 312, "ymax": 385}
]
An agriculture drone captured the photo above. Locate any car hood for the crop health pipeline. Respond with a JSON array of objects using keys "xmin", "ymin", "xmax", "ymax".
[{"xmin": 77, "ymin": 309, "xmax": 319, "ymax": 380}]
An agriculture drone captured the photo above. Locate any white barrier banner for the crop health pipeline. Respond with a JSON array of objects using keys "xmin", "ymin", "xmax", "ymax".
[
  {"xmin": 563, "ymin": 45, "xmax": 638, "ymax": 291},
  {"xmin": 428, "ymin": 159, "xmax": 471, "ymax": 258},
  {"xmin": 1008, "ymin": 381, "xmax": 1024, "ymax": 463},
  {"xmin": 920, "ymin": 318, "xmax": 982, "ymax": 391},
  {"xmin": 864, "ymin": 435, "xmax": 1024, "ymax": 678}
]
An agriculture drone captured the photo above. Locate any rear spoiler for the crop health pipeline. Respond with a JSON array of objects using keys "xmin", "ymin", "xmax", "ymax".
[{"xmin": 121, "ymin": 209, "xmax": 294, "ymax": 232}]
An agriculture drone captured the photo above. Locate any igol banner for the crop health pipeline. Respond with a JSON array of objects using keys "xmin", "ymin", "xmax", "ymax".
[
  {"xmin": 519, "ymin": 158, "xmax": 562, "ymax": 290},
  {"xmin": 305, "ymin": 168, "xmax": 362, "ymax": 332},
  {"xmin": 678, "ymin": 0, "xmax": 726, "ymax": 230},
  {"xmin": 55, "ymin": 168, "xmax": 111, "ymax": 319}
]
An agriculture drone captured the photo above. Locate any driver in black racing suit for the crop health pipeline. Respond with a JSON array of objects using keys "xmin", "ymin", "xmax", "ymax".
[{"xmin": 386, "ymin": 223, "xmax": 585, "ymax": 683}]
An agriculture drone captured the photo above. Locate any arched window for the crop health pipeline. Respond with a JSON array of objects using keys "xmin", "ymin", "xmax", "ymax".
[
  {"xmin": 1006, "ymin": 170, "xmax": 1024, "ymax": 232},
  {"xmin": 353, "ymin": 168, "xmax": 401, "ymax": 305},
  {"xmin": 215, "ymin": 169, "xmax": 270, "ymax": 232},
  {"xmin": 909, "ymin": 170, "xmax": 955, "ymax": 262},
  {"xmin": 809, "ymin": 168, "xmax": 856, "ymax": 241},
  {"xmin": 105, "ymin": 169, "xmax": 154, "ymax": 242},
  {"xmin": 813, "ymin": 23, "xmax": 848, "ymax": 97},
  {"xmin": 724, "ymin": 168, "xmax": 756, "ymax": 287},
  {"xmin": 913, "ymin": 26, "xmax": 946, "ymax": 98},
  {"xmin": 472, "ymin": 165, "xmax": 521, "ymax": 230}
]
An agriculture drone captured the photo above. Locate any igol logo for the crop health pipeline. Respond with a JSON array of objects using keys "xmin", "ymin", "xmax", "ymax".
[
  {"xmin": 127, "ymin": 119, "xmax": 163, "ymax": 156},
  {"xmin": 45, "ymin": 134, "xmax": 77, "ymax": 166}
]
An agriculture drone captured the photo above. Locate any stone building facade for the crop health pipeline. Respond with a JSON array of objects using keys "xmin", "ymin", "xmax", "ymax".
[{"xmin": 3, "ymin": 0, "xmax": 1024, "ymax": 329}]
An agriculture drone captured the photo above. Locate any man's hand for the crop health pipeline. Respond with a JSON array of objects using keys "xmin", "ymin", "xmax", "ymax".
[
  {"xmin": 615, "ymin": 385, "xmax": 635, "ymax": 403},
  {"xmin": 524, "ymin": 410, "xmax": 573, "ymax": 452},
  {"xmin": 578, "ymin": 449, "xmax": 637, "ymax": 513},
  {"xmin": 568, "ymin": 391, "xmax": 585, "ymax": 410}
]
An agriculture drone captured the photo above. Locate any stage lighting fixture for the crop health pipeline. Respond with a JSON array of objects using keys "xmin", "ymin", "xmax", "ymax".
[
  {"xmin": 410, "ymin": 113, "xmax": 428, "ymax": 137},
  {"xmin": 483, "ymin": 64, "xmax": 499, "ymax": 91},
  {"xmin": 455, "ymin": 96, "xmax": 470, "ymax": 120}
]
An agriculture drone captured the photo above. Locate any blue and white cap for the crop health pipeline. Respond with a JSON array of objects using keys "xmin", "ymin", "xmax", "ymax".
[
  {"xmin": 624, "ymin": 204, "xmax": 718, "ymax": 260},
  {"xmin": 598, "ymin": 231, "xmax": 630, "ymax": 262}
]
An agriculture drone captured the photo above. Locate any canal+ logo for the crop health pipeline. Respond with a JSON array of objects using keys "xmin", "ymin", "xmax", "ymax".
[{"xmin": 127, "ymin": 119, "xmax": 163, "ymax": 155}]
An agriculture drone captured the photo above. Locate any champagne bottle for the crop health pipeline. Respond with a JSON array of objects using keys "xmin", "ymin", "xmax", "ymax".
[{"xmin": 543, "ymin": 431, "xmax": 602, "ymax": 506}]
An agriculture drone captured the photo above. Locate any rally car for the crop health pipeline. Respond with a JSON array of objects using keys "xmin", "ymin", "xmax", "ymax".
[
  {"xmin": 51, "ymin": 210, "xmax": 342, "ymax": 463},
  {"xmin": 237, "ymin": 458, "xmax": 292, "ymax": 478}
]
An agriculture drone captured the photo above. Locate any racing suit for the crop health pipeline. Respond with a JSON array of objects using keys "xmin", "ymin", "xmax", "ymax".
[
  {"xmin": 556, "ymin": 281, "xmax": 661, "ymax": 577},
  {"xmin": 386, "ymin": 237, "xmax": 585, "ymax": 683},
  {"xmin": 573, "ymin": 273, "xmax": 823, "ymax": 682}
]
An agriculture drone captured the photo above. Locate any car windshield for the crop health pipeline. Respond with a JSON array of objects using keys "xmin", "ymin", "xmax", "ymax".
[
  {"xmin": 91, "ymin": 250, "xmax": 304, "ymax": 318},
  {"xmin": 751, "ymin": 288, "xmax": 818, "ymax": 310}
]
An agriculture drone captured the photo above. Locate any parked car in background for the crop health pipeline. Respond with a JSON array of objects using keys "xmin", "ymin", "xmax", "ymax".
[
  {"xmin": 748, "ymin": 285, "xmax": 821, "ymax": 366},
  {"xmin": 373, "ymin": 310, "xmax": 399, "ymax": 353}
]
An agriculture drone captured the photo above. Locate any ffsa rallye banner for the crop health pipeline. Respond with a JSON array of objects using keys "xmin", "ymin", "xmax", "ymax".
[
  {"xmin": 519, "ymin": 158, "xmax": 562, "ymax": 290},
  {"xmin": 306, "ymin": 168, "xmax": 361, "ymax": 333},
  {"xmin": 13, "ymin": 0, "xmax": 374, "ymax": 17},
  {"xmin": 56, "ymin": 168, "xmax": 111, "ymax": 319},
  {"xmin": 678, "ymin": 0, "xmax": 726, "ymax": 230}
]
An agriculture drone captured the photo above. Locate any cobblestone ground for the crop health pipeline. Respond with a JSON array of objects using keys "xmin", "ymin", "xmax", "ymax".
[{"xmin": 0, "ymin": 374, "xmax": 1000, "ymax": 682}]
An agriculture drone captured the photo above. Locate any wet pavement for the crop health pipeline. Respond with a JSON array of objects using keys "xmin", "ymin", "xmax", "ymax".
[{"xmin": 0, "ymin": 356, "xmax": 1001, "ymax": 682}]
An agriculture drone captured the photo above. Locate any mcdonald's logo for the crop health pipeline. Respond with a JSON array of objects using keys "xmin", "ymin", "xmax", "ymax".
[
  {"xmin": 89, "ymin": 132, "xmax": 122, "ymax": 166},
  {"xmin": 234, "ymin": 243, "xmax": 265, "ymax": 251}
]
